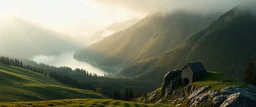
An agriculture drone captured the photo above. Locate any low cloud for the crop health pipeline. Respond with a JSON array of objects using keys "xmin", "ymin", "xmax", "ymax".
[{"xmin": 94, "ymin": 0, "xmax": 246, "ymax": 14}]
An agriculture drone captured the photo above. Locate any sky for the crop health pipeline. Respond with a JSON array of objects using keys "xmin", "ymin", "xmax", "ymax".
[
  {"xmin": 0, "ymin": 0, "xmax": 143, "ymax": 40},
  {"xmin": 0, "ymin": 0, "xmax": 247, "ymax": 45}
]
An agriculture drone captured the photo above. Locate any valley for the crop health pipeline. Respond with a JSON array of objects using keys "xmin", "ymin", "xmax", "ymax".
[
  {"xmin": 0, "ymin": 1, "xmax": 256, "ymax": 107},
  {"xmin": 30, "ymin": 51, "xmax": 108, "ymax": 76}
]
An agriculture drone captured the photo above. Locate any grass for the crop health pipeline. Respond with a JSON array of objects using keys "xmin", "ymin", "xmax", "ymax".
[
  {"xmin": 0, "ymin": 98, "xmax": 172, "ymax": 107},
  {"xmin": 0, "ymin": 64, "xmax": 105, "ymax": 102},
  {"xmin": 192, "ymin": 71, "xmax": 245, "ymax": 90}
]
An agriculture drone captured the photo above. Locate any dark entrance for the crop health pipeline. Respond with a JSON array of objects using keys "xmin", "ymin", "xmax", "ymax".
[{"xmin": 184, "ymin": 78, "xmax": 189, "ymax": 85}]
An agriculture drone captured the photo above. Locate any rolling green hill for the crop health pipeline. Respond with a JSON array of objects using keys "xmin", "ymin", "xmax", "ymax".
[
  {"xmin": 120, "ymin": 5, "xmax": 256, "ymax": 83},
  {"xmin": 0, "ymin": 98, "xmax": 171, "ymax": 107},
  {"xmin": 0, "ymin": 64, "xmax": 104, "ymax": 102},
  {"xmin": 74, "ymin": 11, "xmax": 219, "ymax": 69}
]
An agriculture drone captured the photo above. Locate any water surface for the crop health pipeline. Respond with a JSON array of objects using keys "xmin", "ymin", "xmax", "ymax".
[{"xmin": 30, "ymin": 52, "xmax": 107, "ymax": 76}]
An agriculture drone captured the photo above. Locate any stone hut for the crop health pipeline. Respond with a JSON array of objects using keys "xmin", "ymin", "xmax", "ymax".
[{"xmin": 181, "ymin": 62, "xmax": 206, "ymax": 85}]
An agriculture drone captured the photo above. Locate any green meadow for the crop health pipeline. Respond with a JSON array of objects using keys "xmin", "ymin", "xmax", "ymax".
[{"xmin": 0, "ymin": 64, "xmax": 104, "ymax": 102}]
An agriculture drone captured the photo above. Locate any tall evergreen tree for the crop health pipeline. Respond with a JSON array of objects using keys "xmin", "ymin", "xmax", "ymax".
[
  {"xmin": 243, "ymin": 63, "xmax": 254, "ymax": 84},
  {"xmin": 129, "ymin": 89, "xmax": 134, "ymax": 100},
  {"xmin": 125, "ymin": 88, "xmax": 129, "ymax": 101}
]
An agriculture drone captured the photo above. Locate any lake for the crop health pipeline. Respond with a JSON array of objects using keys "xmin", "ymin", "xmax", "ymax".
[{"xmin": 30, "ymin": 52, "xmax": 107, "ymax": 76}]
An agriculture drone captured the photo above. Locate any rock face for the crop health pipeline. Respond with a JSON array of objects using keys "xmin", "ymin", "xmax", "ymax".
[
  {"xmin": 208, "ymin": 91, "xmax": 219, "ymax": 98},
  {"xmin": 187, "ymin": 85, "xmax": 256, "ymax": 107},
  {"xmin": 148, "ymin": 91, "xmax": 157, "ymax": 102},
  {"xmin": 161, "ymin": 70, "xmax": 182, "ymax": 97},
  {"xmin": 143, "ymin": 84, "xmax": 256, "ymax": 107},
  {"xmin": 220, "ymin": 92, "xmax": 256, "ymax": 107},
  {"xmin": 212, "ymin": 95, "xmax": 227, "ymax": 106},
  {"xmin": 190, "ymin": 92, "xmax": 209, "ymax": 106},
  {"xmin": 188, "ymin": 86, "xmax": 210, "ymax": 99}
]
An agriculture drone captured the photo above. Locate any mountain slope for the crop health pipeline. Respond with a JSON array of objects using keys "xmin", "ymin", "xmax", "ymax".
[
  {"xmin": 74, "ymin": 11, "xmax": 219, "ymax": 69},
  {"xmin": 89, "ymin": 19, "xmax": 139, "ymax": 45},
  {"xmin": 121, "ymin": 5, "xmax": 256, "ymax": 83},
  {"xmin": 0, "ymin": 64, "xmax": 104, "ymax": 102},
  {"xmin": 0, "ymin": 18, "xmax": 78, "ymax": 58}
]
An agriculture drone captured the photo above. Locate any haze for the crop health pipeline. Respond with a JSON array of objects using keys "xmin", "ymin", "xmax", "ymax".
[
  {"xmin": 0, "ymin": 0, "xmax": 251, "ymax": 75},
  {"xmin": 0, "ymin": 0, "xmax": 246, "ymax": 45}
]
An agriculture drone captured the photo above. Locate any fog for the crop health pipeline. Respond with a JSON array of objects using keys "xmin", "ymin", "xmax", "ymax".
[
  {"xmin": 94, "ymin": 0, "xmax": 246, "ymax": 14},
  {"xmin": 0, "ymin": 17, "xmax": 78, "ymax": 58},
  {"xmin": 0, "ymin": 0, "xmax": 255, "ymax": 76},
  {"xmin": 30, "ymin": 51, "xmax": 107, "ymax": 76}
]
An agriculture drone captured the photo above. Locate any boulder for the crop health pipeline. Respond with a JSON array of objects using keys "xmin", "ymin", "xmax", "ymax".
[
  {"xmin": 220, "ymin": 85, "xmax": 243, "ymax": 94},
  {"xmin": 188, "ymin": 86, "xmax": 210, "ymax": 99},
  {"xmin": 220, "ymin": 92, "xmax": 256, "ymax": 107},
  {"xmin": 148, "ymin": 91, "xmax": 157, "ymax": 102},
  {"xmin": 220, "ymin": 85, "xmax": 256, "ymax": 101},
  {"xmin": 207, "ymin": 91, "xmax": 219, "ymax": 98},
  {"xmin": 190, "ymin": 93, "xmax": 209, "ymax": 107},
  {"xmin": 156, "ymin": 99, "xmax": 163, "ymax": 104},
  {"xmin": 212, "ymin": 95, "xmax": 227, "ymax": 106}
]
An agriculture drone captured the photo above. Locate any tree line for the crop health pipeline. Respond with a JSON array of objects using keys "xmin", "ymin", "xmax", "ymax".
[
  {"xmin": 1, "ymin": 56, "xmax": 146, "ymax": 101},
  {"xmin": 112, "ymin": 88, "xmax": 134, "ymax": 101},
  {"xmin": 0, "ymin": 56, "xmax": 85, "ymax": 88},
  {"xmin": 243, "ymin": 62, "xmax": 256, "ymax": 85}
]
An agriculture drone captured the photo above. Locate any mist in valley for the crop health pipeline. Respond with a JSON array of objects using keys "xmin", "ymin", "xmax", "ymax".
[{"xmin": 30, "ymin": 51, "xmax": 107, "ymax": 76}]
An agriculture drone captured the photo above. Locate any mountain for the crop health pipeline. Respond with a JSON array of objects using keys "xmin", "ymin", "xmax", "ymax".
[
  {"xmin": 89, "ymin": 19, "xmax": 139, "ymax": 45},
  {"xmin": 74, "ymin": 11, "xmax": 220, "ymax": 69},
  {"xmin": 0, "ymin": 18, "xmax": 78, "ymax": 59},
  {"xmin": 0, "ymin": 64, "xmax": 104, "ymax": 102},
  {"xmin": 120, "ymin": 5, "xmax": 256, "ymax": 83}
]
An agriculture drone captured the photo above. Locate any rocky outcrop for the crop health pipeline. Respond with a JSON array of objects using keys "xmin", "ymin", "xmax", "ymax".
[
  {"xmin": 207, "ymin": 91, "xmax": 219, "ymax": 98},
  {"xmin": 190, "ymin": 92, "xmax": 209, "ymax": 106},
  {"xmin": 220, "ymin": 92, "xmax": 256, "ymax": 107},
  {"xmin": 187, "ymin": 85, "xmax": 256, "ymax": 107},
  {"xmin": 142, "ymin": 84, "xmax": 256, "ymax": 107},
  {"xmin": 188, "ymin": 86, "xmax": 210, "ymax": 99},
  {"xmin": 212, "ymin": 95, "xmax": 227, "ymax": 106},
  {"xmin": 148, "ymin": 91, "xmax": 157, "ymax": 102}
]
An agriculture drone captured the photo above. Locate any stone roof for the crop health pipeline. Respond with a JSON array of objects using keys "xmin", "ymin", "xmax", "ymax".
[{"xmin": 183, "ymin": 62, "xmax": 206, "ymax": 72}]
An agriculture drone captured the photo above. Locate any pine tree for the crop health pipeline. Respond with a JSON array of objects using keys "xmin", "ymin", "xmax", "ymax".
[
  {"xmin": 113, "ymin": 90, "xmax": 117, "ymax": 99},
  {"xmin": 243, "ymin": 63, "xmax": 254, "ymax": 84},
  {"xmin": 129, "ymin": 89, "xmax": 134, "ymax": 100},
  {"xmin": 117, "ymin": 89, "xmax": 121, "ymax": 100},
  {"xmin": 125, "ymin": 88, "xmax": 129, "ymax": 101}
]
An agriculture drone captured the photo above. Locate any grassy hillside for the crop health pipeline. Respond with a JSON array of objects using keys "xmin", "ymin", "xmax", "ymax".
[
  {"xmin": 120, "ymin": 5, "xmax": 256, "ymax": 84},
  {"xmin": 0, "ymin": 64, "xmax": 104, "ymax": 102},
  {"xmin": 0, "ymin": 98, "xmax": 171, "ymax": 107},
  {"xmin": 74, "ymin": 11, "xmax": 219, "ymax": 69},
  {"xmin": 191, "ymin": 71, "xmax": 244, "ymax": 90}
]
